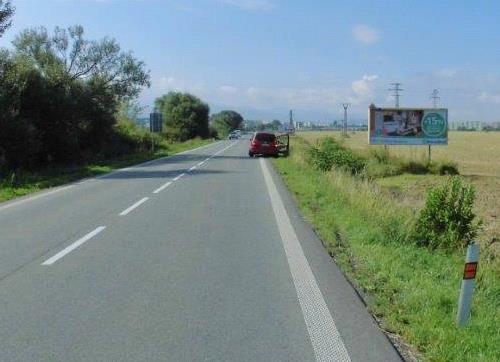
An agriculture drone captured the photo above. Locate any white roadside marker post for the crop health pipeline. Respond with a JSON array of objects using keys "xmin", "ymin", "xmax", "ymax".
[{"xmin": 457, "ymin": 242, "xmax": 480, "ymax": 326}]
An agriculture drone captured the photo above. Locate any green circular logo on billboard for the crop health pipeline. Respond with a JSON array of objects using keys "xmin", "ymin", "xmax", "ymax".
[{"xmin": 422, "ymin": 113, "xmax": 446, "ymax": 137}]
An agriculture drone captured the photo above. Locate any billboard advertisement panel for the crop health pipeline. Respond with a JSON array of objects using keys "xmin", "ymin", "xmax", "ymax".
[{"xmin": 368, "ymin": 106, "xmax": 448, "ymax": 145}]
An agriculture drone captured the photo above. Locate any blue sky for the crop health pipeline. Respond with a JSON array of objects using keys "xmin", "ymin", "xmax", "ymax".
[{"xmin": 2, "ymin": 0, "xmax": 500, "ymax": 122}]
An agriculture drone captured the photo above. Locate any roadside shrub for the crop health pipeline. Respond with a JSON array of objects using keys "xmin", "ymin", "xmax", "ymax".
[
  {"xmin": 436, "ymin": 161, "xmax": 459, "ymax": 175},
  {"xmin": 308, "ymin": 137, "xmax": 365, "ymax": 174},
  {"xmin": 412, "ymin": 176, "xmax": 482, "ymax": 250},
  {"xmin": 397, "ymin": 160, "xmax": 431, "ymax": 174}
]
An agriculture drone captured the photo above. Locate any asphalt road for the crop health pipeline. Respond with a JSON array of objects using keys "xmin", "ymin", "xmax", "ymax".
[{"xmin": 0, "ymin": 138, "xmax": 402, "ymax": 362}]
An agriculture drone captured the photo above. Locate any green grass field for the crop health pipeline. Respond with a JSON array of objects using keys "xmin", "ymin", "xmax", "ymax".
[
  {"xmin": 0, "ymin": 138, "xmax": 214, "ymax": 203},
  {"xmin": 272, "ymin": 135, "xmax": 500, "ymax": 361},
  {"xmin": 298, "ymin": 131, "xmax": 500, "ymax": 256}
]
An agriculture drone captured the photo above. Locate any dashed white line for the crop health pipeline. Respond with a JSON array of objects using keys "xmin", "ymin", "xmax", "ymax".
[
  {"xmin": 188, "ymin": 165, "xmax": 197, "ymax": 172},
  {"xmin": 172, "ymin": 173, "xmax": 186, "ymax": 181},
  {"xmin": 119, "ymin": 197, "xmax": 149, "ymax": 216},
  {"xmin": 153, "ymin": 181, "xmax": 172, "ymax": 194},
  {"xmin": 42, "ymin": 226, "xmax": 106, "ymax": 265},
  {"xmin": 260, "ymin": 158, "xmax": 351, "ymax": 362},
  {"xmin": 197, "ymin": 161, "xmax": 205, "ymax": 166}
]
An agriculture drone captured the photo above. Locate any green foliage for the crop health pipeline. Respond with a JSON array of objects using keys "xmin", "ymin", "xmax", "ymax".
[
  {"xmin": 0, "ymin": 0, "xmax": 14, "ymax": 37},
  {"xmin": 272, "ymin": 140, "xmax": 500, "ymax": 361},
  {"xmin": 308, "ymin": 137, "xmax": 366, "ymax": 174},
  {"xmin": 268, "ymin": 119, "xmax": 282, "ymax": 131},
  {"xmin": 12, "ymin": 25, "xmax": 150, "ymax": 99},
  {"xmin": 0, "ymin": 25, "xmax": 150, "ymax": 172},
  {"xmin": 436, "ymin": 161, "xmax": 459, "ymax": 175},
  {"xmin": 413, "ymin": 176, "xmax": 482, "ymax": 250},
  {"xmin": 210, "ymin": 110, "xmax": 243, "ymax": 138},
  {"xmin": 155, "ymin": 91, "xmax": 209, "ymax": 141}
]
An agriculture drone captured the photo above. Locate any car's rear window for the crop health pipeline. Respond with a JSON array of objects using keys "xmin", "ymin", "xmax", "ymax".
[{"xmin": 255, "ymin": 133, "xmax": 275, "ymax": 142}]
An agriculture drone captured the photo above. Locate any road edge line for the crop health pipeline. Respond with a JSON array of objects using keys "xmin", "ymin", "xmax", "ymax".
[{"xmin": 260, "ymin": 157, "xmax": 351, "ymax": 362}]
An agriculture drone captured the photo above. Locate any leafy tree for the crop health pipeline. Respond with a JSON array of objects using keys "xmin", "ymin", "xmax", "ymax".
[
  {"xmin": 0, "ymin": 25, "xmax": 151, "ymax": 170},
  {"xmin": 269, "ymin": 119, "xmax": 282, "ymax": 131},
  {"xmin": 0, "ymin": 0, "xmax": 14, "ymax": 37},
  {"xmin": 210, "ymin": 110, "xmax": 243, "ymax": 138},
  {"xmin": 256, "ymin": 121, "xmax": 266, "ymax": 131},
  {"xmin": 155, "ymin": 92, "xmax": 209, "ymax": 141},
  {"xmin": 12, "ymin": 25, "xmax": 150, "ymax": 99}
]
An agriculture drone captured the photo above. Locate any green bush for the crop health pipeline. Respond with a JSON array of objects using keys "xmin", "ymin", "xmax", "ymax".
[
  {"xmin": 412, "ymin": 176, "xmax": 482, "ymax": 250},
  {"xmin": 308, "ymin": 137, "xmax": 365, "ymax": 174},
  {"xmin": 436, "ymin": 161, "xmax": 459, "ymax": 175}
]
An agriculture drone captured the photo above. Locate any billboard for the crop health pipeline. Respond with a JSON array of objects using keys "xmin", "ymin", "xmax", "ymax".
[{"xmin": 368, "ymin": 106, "xmax": 448, "ymax": 145}]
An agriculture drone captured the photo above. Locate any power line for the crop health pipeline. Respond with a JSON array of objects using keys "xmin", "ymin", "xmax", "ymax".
[
  {"xmin": 389, "ymin": 82, "xmax": 403, "ymax": 108},
  {"xmin": 430, "ymin": 89, "xmax": 440, "ymax": 108}
]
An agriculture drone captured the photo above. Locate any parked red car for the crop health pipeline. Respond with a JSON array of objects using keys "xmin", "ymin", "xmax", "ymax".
[{"xmin": 248, "ymin": 132, "xmax": 279, "ymax": 157}]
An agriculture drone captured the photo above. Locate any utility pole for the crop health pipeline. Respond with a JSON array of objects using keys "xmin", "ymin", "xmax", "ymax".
[
  {"xmin": 389, "ymin": 82, "xmax": 403, "ymax": 108},
  {"xmin": 341, "ymin": 103, "xmax": 350, "ymax": 136},
  {"xmin": 430, "ymin": 89, "xmax": 440, "ymax": 108}
]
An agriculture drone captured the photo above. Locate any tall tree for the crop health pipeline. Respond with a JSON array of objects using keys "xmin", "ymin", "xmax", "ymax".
[
  {"xmin": 155, "ymin": 92, "xmax": 209, "ymax": 141},
  {"xmin": 0, "ymin": 0, "xmax": 14, "ymax": 37},
  {"xmin": 13, "ymin": 25, "xmax": 150, "ymax": 99},
  {"xmin": 210, "ymin": 110, "xmax": 243, "ymax": 138}
]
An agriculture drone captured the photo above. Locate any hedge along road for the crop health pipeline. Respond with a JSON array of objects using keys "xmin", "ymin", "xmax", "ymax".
[{"xmin": 0, "ymin": 136, "xmax": 401, "ymax": 361}]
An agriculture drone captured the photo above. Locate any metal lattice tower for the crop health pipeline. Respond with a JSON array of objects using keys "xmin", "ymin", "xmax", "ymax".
[
  {"xmin": 389, "ymin": 82, "xmax": 403, "ymax": 108},
  {"xmin": 341, "ymin": 103, "xmax": 350, "ymax": 136},
  {"xmin": 430, "ymin": 89, "xmax": 440, "ymax": 108}
]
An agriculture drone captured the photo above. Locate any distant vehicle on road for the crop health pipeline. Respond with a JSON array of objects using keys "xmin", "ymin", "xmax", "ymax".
[
  {"xmin": 248, "ymin": 132, "xmax": 279, "ymax": 157},
  {"xmin": 228, "ymin": 131, "xmax": 239, "ymax": 140}
]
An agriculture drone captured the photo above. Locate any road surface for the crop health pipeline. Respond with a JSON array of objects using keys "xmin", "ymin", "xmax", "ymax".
[{"xmin": 0, "ymin": 138, "xmax": 402, "ymax": 361}]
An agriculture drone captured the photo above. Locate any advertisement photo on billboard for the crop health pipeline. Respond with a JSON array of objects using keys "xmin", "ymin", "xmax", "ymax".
[{"xmin": 368, "ymin": 105, "xmax": 448, "ymax": 145}]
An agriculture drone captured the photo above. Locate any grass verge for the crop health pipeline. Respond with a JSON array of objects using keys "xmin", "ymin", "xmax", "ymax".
[
  {"xmin": 272, "ymin": 136, "xmax": 500, "ymax": 361},
  {"xmin": 0, "ymin": 138, "xmax": 214, "ymax": 203}
]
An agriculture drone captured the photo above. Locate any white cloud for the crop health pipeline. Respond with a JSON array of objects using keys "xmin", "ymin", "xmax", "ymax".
[
  {"xmin": 478, "ymin": 92, "xmax": 500, "ymax": 104},
  {"xmin": 352, "ymin": 24, "xmax": 379, "ymax": 44},
  {"xmin": 350, "ymin": 74, "xmax": 378, "ymax": 104},
  {"xmin": 154, "ymin": 76, "xmax": 203, "ymax": 93},
  {"xmin": 218, "ymin": 0, "xmax": 275, "ymax": 11}
]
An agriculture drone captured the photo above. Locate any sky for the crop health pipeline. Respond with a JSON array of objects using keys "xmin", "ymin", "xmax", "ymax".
[{"xmin": 1, "ymin": 0, "xmax": 500, "ymax": 123}]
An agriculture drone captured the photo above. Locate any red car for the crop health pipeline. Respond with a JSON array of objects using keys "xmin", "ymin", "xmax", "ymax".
[{"xmin": 248, "ymin": 132, "xmax": 279, "ymax": 157}]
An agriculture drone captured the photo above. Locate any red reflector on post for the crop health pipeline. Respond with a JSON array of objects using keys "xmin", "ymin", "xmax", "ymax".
[{"xmin": 463, "ymin": 262, "xmax": 478, "ymax": 280}]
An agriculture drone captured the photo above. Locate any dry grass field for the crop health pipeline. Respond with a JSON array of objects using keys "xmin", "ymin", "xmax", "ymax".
[{"xmin": 298, "ymin": 131, "xmax": 500, "ymax": 255}]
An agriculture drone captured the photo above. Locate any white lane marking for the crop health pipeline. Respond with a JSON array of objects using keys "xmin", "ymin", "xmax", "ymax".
[
  {"xmin": 188, "ymin": 165, "xmax": 197, "ymax": 172},
  {"xmin": 153, "ymin": 181, "xmax": 172, "ymax": 194},
  {"xmin": 0, "ymin": 185, "xmax": 74, "ymax": 212},
  {"xmin": 197, "ymin": 161, "xmax": 205, "ymax": 166},
  {"xmin": 42, "ymin": 226, "xmax": 106, "ymax": 265},
  {"xmin": 0, "ymin": 142, "xmax": 224, "ymax": 212},
  {"xmin": 260, "ymin": 158, "xmax": 351, "ymax": 362},
  {"xmin": 176, "ymin": 141, "xmax": 223, "ymax": 155},
  {"xmin": 119, "ymin": 197, "xmax": 149, "ymax": 216},
  {"xmin": 211, "ymin": 141, "xmax": 238, "ymax": 158},
  {"xmin": 172, "ymin": 173, "xmax": 186, "ymax": 181},
  {"xmin": 94, "ymin": 141, "xmax": 222, "ymax": 180}
]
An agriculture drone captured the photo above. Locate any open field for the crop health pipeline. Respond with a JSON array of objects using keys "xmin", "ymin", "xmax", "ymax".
[
  {"xmin": 298, "ymin": 131, "xmax": 500, "ymax": 254},
  {"xmin": 272, "ymin": 136, "xmax": 500, "ymax": 361},
  {"xmin": 300, "ymin": 131, "xmax": 500, "ymax": 177}
]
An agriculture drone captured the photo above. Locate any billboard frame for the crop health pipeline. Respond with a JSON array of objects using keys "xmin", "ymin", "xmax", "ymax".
[{"xmin": 368, "ymin": 105, "xmax": 448, "ymax": 146}]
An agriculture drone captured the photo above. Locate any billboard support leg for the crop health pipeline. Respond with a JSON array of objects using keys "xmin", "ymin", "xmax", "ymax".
[{"xmin": 428, "ymin": 145, "xmax": 431, "ymax": 164}]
